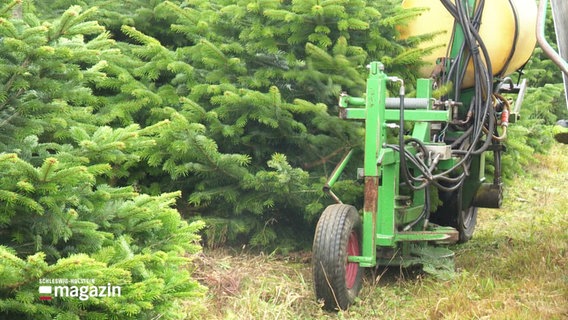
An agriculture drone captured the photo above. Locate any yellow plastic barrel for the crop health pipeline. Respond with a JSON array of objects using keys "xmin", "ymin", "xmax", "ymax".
[{"xmin": 399, "ymin": 0, "xmax": 537, "ymax": 88}]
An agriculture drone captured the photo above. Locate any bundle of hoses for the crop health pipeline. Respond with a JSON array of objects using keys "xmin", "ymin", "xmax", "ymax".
[
  {"xmin": 439, "ymin": 0, "xmax": 497, "ymax": 157},
  {"xmin": 388, "ymin": 1, "xmax": 499, "ymax": 229},
  {"xmin": 395, "ymin": 1, "xmax": 496, "ymax": 187}
]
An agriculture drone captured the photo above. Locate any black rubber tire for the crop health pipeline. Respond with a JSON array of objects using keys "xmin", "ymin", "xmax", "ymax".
[
  {"xmin": 433, "ymin": 187, "xmax": 477, "ymax": 243},
  {"xmin": 312, "ymin": 204, "xmax": 363, "ymax": 311},
  {"xmin": 456, "ymin": 204, "xmax": 477, "ymax": 243}
]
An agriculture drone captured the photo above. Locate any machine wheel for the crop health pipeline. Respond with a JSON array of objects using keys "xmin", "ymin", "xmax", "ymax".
[
  {"xmin": 434, "ymin": 187, "xmax": 478, "ymax": 243},
  {"xmin": 456, "ymin": 203, "xmax": 477, "ymax": 243},
  {"xmin": 312, "ymin": 204, "xmax": 363, "ymax": 311}
]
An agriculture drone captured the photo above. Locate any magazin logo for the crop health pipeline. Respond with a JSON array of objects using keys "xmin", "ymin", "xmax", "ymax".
[
  {"xmin": 38, "ymin": 283, "xmax": 121, "ymax": 301},
  {"xmin": 38, "ymin": 285, "xmax": 52, "ymax": 301}
]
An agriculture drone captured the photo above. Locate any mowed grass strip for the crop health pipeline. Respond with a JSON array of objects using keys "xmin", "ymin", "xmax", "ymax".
[{"xmin": 184, "ymin": 144, "xmax": 568, "ymax": 320}]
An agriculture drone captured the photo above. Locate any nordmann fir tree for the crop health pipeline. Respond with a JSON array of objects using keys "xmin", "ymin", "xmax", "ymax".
[
  {"xmin": 0, "ymin": 3, "xmax": 205, "ymax": 319},
  {"xmin": 131, "ymin": 0, "xmax": 425, "ymax": 248},
  {"xmin": 19, "ymin": 0, "xmax": 568, "ymax": 252},
  {"xmin": 21, "ymin": 0, "xmax": 428, "ymax": 248},
  {"xmin": 484, "ymin": 4, "xmax": 567, "ymax": 181}
]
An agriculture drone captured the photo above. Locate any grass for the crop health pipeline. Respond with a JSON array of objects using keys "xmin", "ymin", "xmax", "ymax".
[{"xmin": 184, "ymin": 143, "xmax": 568, "ymax": 319}]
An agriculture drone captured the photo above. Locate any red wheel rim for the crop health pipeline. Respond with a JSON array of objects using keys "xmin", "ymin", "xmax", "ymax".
[{"xmin": 345, "ymin": 231, "xmax": 360, "ymax": 289}]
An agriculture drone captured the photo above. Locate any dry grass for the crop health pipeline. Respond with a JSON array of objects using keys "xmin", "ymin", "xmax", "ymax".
[
  {"xmin": 183, "ymin": 250, "xmax": 325, "ymax": 319},
  {"xmin": 184, "ymin": 143, "xmax": 568, "ymax": 319}
]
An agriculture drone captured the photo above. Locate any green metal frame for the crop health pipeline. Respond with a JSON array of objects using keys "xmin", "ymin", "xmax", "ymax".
[
  {"xmin": 326, "ymin": 62, "xmax": 458, "ymax": 267},
  {"xmin": 323, "ymin": 0, "xmax": 485, "ymax": 268}
]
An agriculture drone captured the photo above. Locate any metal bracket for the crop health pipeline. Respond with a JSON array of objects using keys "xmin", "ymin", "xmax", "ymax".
[{"xmin": 424, "ymin": 144, "xmax": 452, "ymax": 160}]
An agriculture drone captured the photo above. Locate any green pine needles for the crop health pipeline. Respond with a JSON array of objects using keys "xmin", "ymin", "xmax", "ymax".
[
  {"xmin": 0, "ymin": 2, "xmax": 205, "ymax": 319},
  {"xmin": 1, "ymin": 0, "xmax": 563, "ymax": 317}
]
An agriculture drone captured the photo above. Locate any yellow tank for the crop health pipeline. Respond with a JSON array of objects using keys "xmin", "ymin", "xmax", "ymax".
[{"xmin": 399, "ymin": 0, "xmax": 537, "ymax": 88}]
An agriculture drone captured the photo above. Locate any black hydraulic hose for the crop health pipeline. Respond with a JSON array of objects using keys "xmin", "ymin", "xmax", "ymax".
[
  {"xmin": 389, "ymin": 0, "xmax": 500, "ymax": 199},
  {"xmin": 396, "ymin": 0, "xmax": 498, "ymax": 196},
  {"xmin": 493, "ymin": 143, "xmax": 502, "ymax": 185},
  {"xmin": 393, "ymin": 110, "xmax": 464, "ymax": 193},
  {"xmin": 404, "ymin": 138, "xmax": 432, "ymax": 173},
  {"xmin": 398, "ymin": 87, "xmax": 428, "ymax": 191},
  {"xmin": 468, "ymin": 39, "xmax": 494, "ymax": 147},
  {"xmin": 385, "ymin": 139, "xmax": 467, "ymax": 192},
  {"xmin": 450, "ymin": 127, "xmax": 473, "ymax": 149},
  {"xmin": 430, "ymin": 172, "xmax": 466, "ymax": 192},
  {"xmin": 435, "ymin": 0, "xmax": 496, "ymax": 176},
  {"xmin": 403, "ymin": 137, "xmax": 466, "ymax": 188},
  {"xmin": 387, "ymin": 145, "xmax": 430, "ymax": 180},
  {"xmin": 462, "ymin": 2, "xmax": 496, "ymax": 155},
  {"xmin": 442, "ymin": 0, "xmax": 492, "ymax": 114}
]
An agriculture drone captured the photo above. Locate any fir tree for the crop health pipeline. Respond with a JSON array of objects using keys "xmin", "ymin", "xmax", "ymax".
[
  {"xmin": 142, "ymin": 0, "xmax": 422, "ymax": 247},
  {"xmin": 489, "ymin": 4, "xmax": 567, "ymax": 180},
  {"xmin": 18, "ymin": 0, "xmax": 425, "ymax": 250},
  {"xmin": 0, "ymin": 3, "xmax": 205, "ymax": 319},
  {"xmin": 16, "ymin": 0, "xmax": 563, "ymax": 250},
  {"xmin": 38, "ymin": 0, "xmax": 426, "ymax": 248}
]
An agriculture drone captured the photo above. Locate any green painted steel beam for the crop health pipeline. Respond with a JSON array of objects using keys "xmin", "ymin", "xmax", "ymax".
[
  {"xmin": 413, "ymin": 78, "xmax": 435, "ymax": 141},
  {"xmin": 342, "ymin": 108, "xmax": 449, "ymax": 122},
  {"xmin": 376, "ymin": 161, "xmax": 398, "ymax": 247},
  {"xmin": 385, "ymin": 109, "xmax": 450, "ymax": 122},
  {"xmin": 325, "ymin": 149, "xmax": 354, "ymax": 188},
  {"xmin": 347, "ymin": 255, "xmax": 376, "ymax": 266},
  {"xmin": 436, "ymin": 157, "xmax": 458, "ymax": 170},
  {"xmin": 363, "ymin": 62, "xmax": 385, "ymax": 177},
  {"xmin": 342, "ymin": 108, "xmax": 365, "ymax": 119},
  {"xmin": 396, "ymin": 205, "xmax": 425, "ymax": 225},
  {"xmin": 395, "ymin": 232, "xmax": 451, "ymax": 242},
  {"xmin": 359, "ymin": 61, "xmax": 387, "ymax": 267},
  {"xmin": 360, "ymin": 208, "xmax": 377, "ymax": 267},
  {"xmin": 377, "ymin": 148, "xmax": 396, "ymax": 166},
  {"xmin": 342, "ymin": 96, "xmax": 366, "ymax": 107}
]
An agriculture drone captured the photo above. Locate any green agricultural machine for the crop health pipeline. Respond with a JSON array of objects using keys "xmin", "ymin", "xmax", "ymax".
[{"xmin": 311, "ymin": 0, "xmax": 563, "ymax": 311}]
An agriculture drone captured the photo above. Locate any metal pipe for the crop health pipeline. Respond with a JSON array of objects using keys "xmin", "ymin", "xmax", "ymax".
[
  {"xmin": 385, "ymin": 98, "xmax": 429, "ymax": 109},
  {"xmin": 340, "ymin": 97, "xmax": 429, "ymax": 109},
  {"xmin": 550, "ymin": 0, "xmax": 568, "ymax": 108},
  {"xmin": 536, "ymin": 0, "xmax": 568, "ymax": 75},
  {"xmin": 512, "ymin": 78, "xmax": 527, "ymax": 115},
  {"xmin": 322, "ymin": 149, "xmax": 354, "ymax": 203}
]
